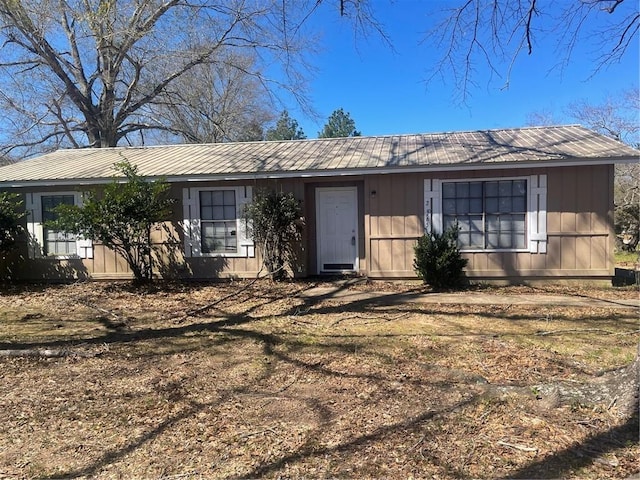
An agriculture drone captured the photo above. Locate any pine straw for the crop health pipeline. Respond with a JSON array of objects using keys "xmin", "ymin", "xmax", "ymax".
[{"xmin": 0, "ymin": 281, "xmax": 638, "ymax": 479}]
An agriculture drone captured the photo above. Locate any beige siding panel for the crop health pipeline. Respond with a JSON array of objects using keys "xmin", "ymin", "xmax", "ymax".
[
  {"xmin": 487, "ymin": 253, "xmax": 502, "ymax": 271},
  {"xmin": 575, "ymin": 236, "xmax": 592, "ymax": 269},
  {"xmin": 368, "ymin": 238, "xmax": 417, "ymax": 277},
  {"xmin": 391, "ymin": 215, "xmax": 405, "ymax": 236},
  {"xmin": 546, "ymin": 236, "xmax": 562, "ymax": 270},
  {"xmin": 370, "ymin": 240, "xmax": 380, "ymax": 273},
  {"xmin": 377, "ymin": 239, "xmax": 392, "ymax": 272},
  {"xmin": 516, "ymin": 252, "xmax": 532, "ymax": 271},
  {"xmin": 576, "ymin": 212, "xmax": 591, "ymax": 233},
  {"xmin": 547, "ymin": 211, "xmax": 562, "ymax": 234},
  {"xmin": 591, "ymin": 236, "xmax": 608, "ymax": 270},
  {"xmin": 560, "ymin": 236, "xmax": 577, "ymax": 270},
  {"xmin": 530, "ymin": 251, "xmax": 547, "ymax": 271}
]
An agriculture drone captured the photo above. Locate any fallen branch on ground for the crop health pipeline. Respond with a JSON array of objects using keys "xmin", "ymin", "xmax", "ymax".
[
  {"xmin": 497, "ymin": 440, "xmax": 538, "ymax": 453},
  {"xmin": 535, "ymin": 328, "xmax": 618, "ymax": 336}
]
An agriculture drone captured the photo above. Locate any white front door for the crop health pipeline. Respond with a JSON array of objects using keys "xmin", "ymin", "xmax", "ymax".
[{"xmin": 316, "ymin": 187, "xmax": 358, "ymax": 272}]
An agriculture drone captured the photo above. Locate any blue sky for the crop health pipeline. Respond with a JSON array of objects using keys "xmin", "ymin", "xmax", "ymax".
[{"xmin": 292, "ymin": 1, "xmax": 639, "ymax": 138}]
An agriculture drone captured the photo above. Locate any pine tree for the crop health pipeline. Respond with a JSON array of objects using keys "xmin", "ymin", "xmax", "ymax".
[
  {"xmin": 265, "ymin": 111, "xmax": 306, "ymax": 141},
  {"xmin": 318, "ymin": 108, "xmax": 361, "ymax": 138}
]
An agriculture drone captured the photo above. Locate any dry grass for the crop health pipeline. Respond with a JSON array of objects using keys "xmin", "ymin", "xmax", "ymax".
[{"xmin": 0, "ymin": 280, "xmax": 638, "ymax": 479}]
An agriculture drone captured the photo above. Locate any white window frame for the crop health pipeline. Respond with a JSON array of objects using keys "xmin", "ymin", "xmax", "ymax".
[
  {"xmin": 24, "ymin": 191, "xmax": 93, "ymax": 259},
  {"xmin": 182, "ymin": 186, "xmax": 254, "ymax": 258},
  {"xmin": 424, "ymin": 175, "xmax": 547, "ymax": 254}
]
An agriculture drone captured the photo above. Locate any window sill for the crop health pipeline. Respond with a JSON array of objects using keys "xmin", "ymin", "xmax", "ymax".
[{"xmin": 460, "ymin": 248, "xmax": 530, "ymax": 253}]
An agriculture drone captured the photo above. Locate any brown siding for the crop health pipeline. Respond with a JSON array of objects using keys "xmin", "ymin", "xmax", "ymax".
[
  {"xmin": 365, "ymin": 173, "xmax": 424, "ymax": 277},
  {"xmin": 365, "ymin": 165, "xmax": 615, "ymax": 281},
  {"xmin": 0, "ymin": 164, "xmax": 616, "ymax": 283}
]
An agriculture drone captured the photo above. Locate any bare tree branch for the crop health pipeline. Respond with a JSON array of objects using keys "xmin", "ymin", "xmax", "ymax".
[
  {"xmin": 0, "ymin": 0, "xmax": 323, "ymax": 156},
  {"xmin": 426, "ymin": 0, "xmax": 639, "ymax": 101}
]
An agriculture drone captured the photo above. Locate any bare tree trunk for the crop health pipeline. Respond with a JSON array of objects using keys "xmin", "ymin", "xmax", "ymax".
[{"xmin": 535, "ymin": 345, "xmax": 639, "ymax": 417}]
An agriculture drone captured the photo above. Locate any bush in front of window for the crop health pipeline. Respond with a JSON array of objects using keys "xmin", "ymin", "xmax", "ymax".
[
  {"xmin": 0, "ymin": 191, "xmax": 24, "ymax": 254},
  {"xmin": 413, "ymin": 226, "xmax": 468, "ymax": 290},
  {"xmin": 50, "ymin": 161, "xmax": 175, "ymax": 283},
  {"xmin": 244, "ymin": 190, "xmax": 303, "ymax": 281}
]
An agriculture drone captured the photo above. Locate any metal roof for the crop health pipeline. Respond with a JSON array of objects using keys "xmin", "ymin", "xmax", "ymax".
[{"xmin": 0, "ymin": 125, "xmax": 637, "ymax": 187}]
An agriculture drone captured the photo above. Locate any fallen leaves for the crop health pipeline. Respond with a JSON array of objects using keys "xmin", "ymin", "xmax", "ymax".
[{"xmin": 0, "ymin": 280, "xmax": 637, "ymax": 479}]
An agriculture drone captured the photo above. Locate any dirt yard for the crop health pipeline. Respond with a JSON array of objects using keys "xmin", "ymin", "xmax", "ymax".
[{"xmin": 0, "ymin": 280, "xmax": 638, "ymax": 479}]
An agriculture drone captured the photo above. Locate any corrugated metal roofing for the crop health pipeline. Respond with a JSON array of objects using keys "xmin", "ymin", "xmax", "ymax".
[{"xmin": 0, "ymin": 125, "xmax": 637, "ymax": 186}]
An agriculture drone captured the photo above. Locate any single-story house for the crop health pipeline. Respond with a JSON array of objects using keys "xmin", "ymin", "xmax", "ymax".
[{"xmin": 0, "ymin": 125, "xmax": 637, "ymax": 283}]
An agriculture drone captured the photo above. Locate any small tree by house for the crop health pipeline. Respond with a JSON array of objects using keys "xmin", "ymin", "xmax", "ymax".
[
  {"xmin": 52, "ymin": 161, "xmax": 175, "ymax": 283},
  {"xmin": 244, "ymin": 190, "xmax": 303, "ymax": 281},
  {"xmin": 414, "ymin": 226, "xmax": 468, "ymax": 290},
  {"xmin": 0, "ymin": 191, "xmax": 24, "ymax": 255}
]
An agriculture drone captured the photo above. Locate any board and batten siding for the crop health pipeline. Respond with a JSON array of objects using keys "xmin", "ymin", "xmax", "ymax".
[
  {"xmin": 364, "ymin": 165, "xmax": 615, "ymax": 281},
  {"xmin": 0, "ymin": 164, "xmax": 616, "ymax": 282}
]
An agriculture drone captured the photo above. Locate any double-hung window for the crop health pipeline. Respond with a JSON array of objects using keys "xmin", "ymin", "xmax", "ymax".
[
  {"xmin": 41, "ymin": 194, "xmax": 77, "ymax": 256},
  {"xmin": 182, "ymin": 186, "xmax": 254, "ymax": 258},
  {"xmin": 199, "ymin": 190, "xmax": 238, "ymax": 254},
  {"xmin": 24, "ymin": 191, "xmax": 93, "ymax": 259},
  {"xmin": 424, "ymin": 175, "xmax": 547, "ymax": 253}
]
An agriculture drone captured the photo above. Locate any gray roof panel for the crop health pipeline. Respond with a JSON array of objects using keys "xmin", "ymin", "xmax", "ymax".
[{"xmin": 0, "ymin": 125, "xmax": 637, "ymax": 186}]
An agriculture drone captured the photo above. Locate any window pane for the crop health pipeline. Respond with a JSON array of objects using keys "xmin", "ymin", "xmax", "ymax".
[
  {"xmin": 469, "ymin": 198, "xmax": 483, "ymax": 213},
  {"xmin": 499, "ymin": 181, "xmax": 512, "ymax": 196},
  {"xmin": 470, "ymin": 232, "xmax": 484, "ymax": 248},
  {"xmin": 223, "ymin": 190, "xmax": 235, "ymax": 204},
  {"xmin": 513, "ymin": 180, "xmax": 526, "ymax": 195},
  {"xmin": 211, "ymin": 191, "xmax": 223, "ymax": 205},
  {"xmin": 470, "ymin": 215, "xmax": 483, "ymax": 232},
  {"xmin": 457, "ymin": 218, "xmax": 471, "ymax": 232},
  {"xmin": 486, "ymin": 214, "xmax": 499, "ymax": 231},
  {"xmin": 486, "ymin": 197, "xmax": 498, "ymax": 213},
  {"xmin": 456, "ymin": 182, "xmax": 469, "ymax": 198},
  {"xmin": 485, "ymin": 182, "xmax": 498, "ymax": 196},
  {"xmin": 457, "ymin": 231, "xmax": 471, "ymax": 249},
  {"xmin": 513, "ymin": 196, "xmax": 526, "ymax": 212},
  {"xmin": 224, "ymin": 205, "xmax": 236, "ymax": 219},
  {"xmin": 456, "ymin": 198, "xmax": 469, "ymax": 213},
  {"xmin": 201, "ymin": 206, "xmax": 213, "ymax": 220},
  {"xmin": 499, "ymin": 233, "xmax": 512, "ymax": 248},
  {"xmin": 442, "ymin": 183, "xmax": 456, "ymax": 198},
  {"xmin": 443, "ymin": 216, "xmax": 458, "ymax": 231},
  {"xmin": 200, "ymin": 192, "xmax": 212, "ymax": 206},
  {"xmin": 486, "ymin": 233, "xmax": 499, "ymax": 248},
  {"xmin": 499, "ymin": 197, "xmax": 512, "ymax": 212},
  {"xmin": 513, "ymin": 215, "xmax": 526, "ymax": 233},
  {"xmin": 500, "ymin": 215, "xmax": 514, "ymax": 231},
  {"xmin": 212, "ymin": 206, "xmax": 224, "ymax": 220},
  {"xmin": 469, "ymin": 182, "xmax": 483, "ymax": 197},
  {"xmin": 443, "ymin": 199, "xmax": 456, "ymax": 214}
]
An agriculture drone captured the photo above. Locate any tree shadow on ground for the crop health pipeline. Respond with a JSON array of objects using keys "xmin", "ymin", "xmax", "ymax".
[
  {"xmin": 505, "ymin": 412, "xmax": 639, "ymax": 479},
  {"xmin": 4, "ymin": 280, "xmax": 637, "ymax": 479}
]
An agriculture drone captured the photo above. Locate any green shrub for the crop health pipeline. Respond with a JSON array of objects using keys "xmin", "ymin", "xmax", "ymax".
[
  {"xmin": 413, "ymin": 226, "xmax": 468, "ymax": 290},
  {"xmin": 244, "ymin": 190, "xmax": 303, "ymax": 281},
  {"xmin": 52, "ymin": 161, "xmax": 175, "ymax": 283},
  {"xmin": 0, "ymin": 191, "xmax": 24, "ymax": 255}
]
